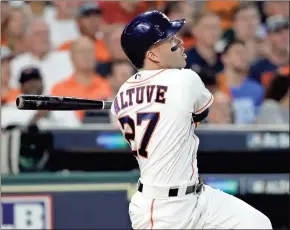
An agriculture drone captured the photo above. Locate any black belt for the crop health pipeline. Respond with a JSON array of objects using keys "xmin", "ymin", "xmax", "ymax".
[{"xmin": 138, "ymin": 177, "xmax": 203, "ymax": 197}]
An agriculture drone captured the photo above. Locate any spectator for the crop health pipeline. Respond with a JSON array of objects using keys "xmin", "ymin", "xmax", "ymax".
[
  {"xmin": 217, "ymin": 2, "xmax": 262, "ymax": 63},
  {"xmin": 52, "ymin": 37, "xmax": 112, "ymax": 121},
  {"xmin": 217, "ymin": 40, "xmax": 264, "ymax": 124},
  {"xmin": 207, "ymin": 91, "xmax": 234, "ymax": 124},
  {"xmin": 186, "ymin": 11, "xmax": 223, "ymax": 78},
  {"xmin": 1, "ymin": 47, "xmax": 18, "ymax": 105},
  {"xmin": 163, "ymin": 1, "xmax": 195, "ymax": 49},
  {"xmin": 96, "ymin": 24, "xmax": 127, "ymax": 76},
  {"xmin": 249, "ymin": 16, "xmax": 289, "ymax": 84},
  {"xmin": 1, "ymin": 1, "xmax": 11, "ymax": 46},
  {"xmin": 256, "ymin": 67, "xmax": 289, "ymax": 124},
  {"xmin": 3, "ymin": 6, "xmax": 32, "ymax": 55},
  {"xmin": 1, "ymin": 67, "xmax": 81, "ymax": 129},
  {"xmin": 99, "ymin": 1, "xmax": 147, "ymax": 24},
  {"xmin": 255, "ymin": 28, "xmax": 270, "ymax": 60},
  {"xmin": 27, "ymin": 1, "xmax": 46, "ymax": 17},
  {"xmin": 47, "ymin": 0, "xmax": 81, "ymax": 49},
  {"xmin": 263, "ymin": 1, "xmax": 289, "ymax": 19},
  {"xmin": 9, "ymin": 19, "xmax": 74, "ymax": 94},
  {"xmin": 93, "ymin": 59, "xmax": 133, "ymax": 125},
  {"xmin": 106, "ymin": 60, "xmax": 135, "ymax": 98},
  {"xmin": 205, "ymin": 0, "xmax": 240, "ymax": 30},
  {"xmin": 57, "ymin": 3, "xmax": 110, "ymax": 63},
  {"xmin": 147, "ymin": 1, "xmax": 168, "ymax": 11}
]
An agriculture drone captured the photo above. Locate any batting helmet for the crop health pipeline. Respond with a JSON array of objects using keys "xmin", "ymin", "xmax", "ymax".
[{"xmin": 121, "ymin": 11, "xmax": 185, "ymax": 69}]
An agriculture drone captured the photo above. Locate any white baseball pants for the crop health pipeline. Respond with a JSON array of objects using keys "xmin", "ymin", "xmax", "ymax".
[{"xmin": 129, "ymin": 184, "xmax": 272, "ymax": 229}]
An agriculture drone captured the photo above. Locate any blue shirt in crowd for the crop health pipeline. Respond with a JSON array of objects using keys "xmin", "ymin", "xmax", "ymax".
[{"xmin": 230, "ymin": 78, "xmax": 265, "ymax": 124}]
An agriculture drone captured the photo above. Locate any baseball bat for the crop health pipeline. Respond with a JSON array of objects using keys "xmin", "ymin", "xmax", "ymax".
[{"xmin": 16, "ymin": 95, "xmax": 112, "ymax": 111}]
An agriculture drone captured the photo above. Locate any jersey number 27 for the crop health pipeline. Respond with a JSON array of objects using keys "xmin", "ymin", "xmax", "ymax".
[{"xmin": 118, "ymin": 112, "xmax": 160, "ymax": 158}]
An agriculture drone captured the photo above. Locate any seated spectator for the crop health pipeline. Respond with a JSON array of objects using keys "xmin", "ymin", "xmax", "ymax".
[
  {"xmin": 1, "ymin": 67, "xmax": 81, "ymax": 129},
  {"xmin": 263, "ymin": 1, "xmax": 289, "ymax": 19},
  {"xmin": 205, "ymin": 0, "xmax": 240, "ymax": 30},
  {"xmin": 256, "ymin": 68, "xmax": 289, "ymax": 125},
  {"xmin": 27, "ymin": 1, "xmax": 46, "ymax": 17},
  {"xmin": 255, "ymin": 28, "xmax": 270, "ymax": 60},
  {"xmin": 3, "ymin": 6, "xmax": 32, "ymax": 55},
  {"xmin": 9, "ymin": 19, "xmax": 74, "ymax": 94},
  {"xmin": 99, "ymin": 1, "xmax": 147, "ymax": 24},
  {"xmin": 1, "ymin": 1, "xmax": 11, "ymax": 46},
  {"xmin": 186, "ymin": 11, "xmax": 223, "ymax": 78},
  {"xmin": 147, "ymin": 1, "xmax": 167, "ymax": 11},
  {"xmin": 85, "ymin": 59, "xmax": 134, "ymax": 124},
  {"xmin": 217, "ymin": 2, "xmax": 262, "ymax": 63},
  {"xmin": 96, "ymin": 24, "xmax": 127, "ymax": 76},
  {"xmin": 249, "ymin": 15, "xmax": 289, "ymax": 84},
  {"xmin": 207, "ymin": 91, "xmax": 234, "ymax": 124},
  {"xmin": 57, "ymin": 3, "xmax": 110, "ymax": 63},
  {"xmin": 52, "ymin": 37, "xmax": 112, "ymax": 121},
  {"xmin": 163, "ymin": 1, "xmax": 195, "ymax": 49},
  {"xmin": 1, "ymin": 47, "xmax": 18, "ymax": 105},
  {"xmin": 106, "ymin": 60, "xmax": 135, "ymax": 98},
  {"xmin": 217, "ymin": 40, "xmax": 264, "ymax": 124},
  {"xmin": 47, "ymin": 0, "xmax": 81, "ymax": 49}
]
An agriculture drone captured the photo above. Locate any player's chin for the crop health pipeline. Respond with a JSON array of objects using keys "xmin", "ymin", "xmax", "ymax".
[{"xmin": 180, "ymin": 57, "xmax": 187, "ymax": 68}]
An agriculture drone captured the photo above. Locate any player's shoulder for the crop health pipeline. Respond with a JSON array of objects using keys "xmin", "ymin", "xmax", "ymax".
[{"xmin": 166, "ymin": 68, "xmax": 203, "ymax": 84}]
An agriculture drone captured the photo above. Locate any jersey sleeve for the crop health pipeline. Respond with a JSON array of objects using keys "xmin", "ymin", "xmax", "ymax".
[
  {"xmin": 110, "ymin": 98, "xmax": 117, "ymax": 117},
  {"xmin": 182, "ymin": 69, "xmax": 214, "ymax": 114}
]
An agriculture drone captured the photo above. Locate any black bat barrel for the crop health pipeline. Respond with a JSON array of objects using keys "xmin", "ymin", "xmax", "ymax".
[{"xmin": 16, "ymin": 95, "xmax": 110, "ymax": 111}]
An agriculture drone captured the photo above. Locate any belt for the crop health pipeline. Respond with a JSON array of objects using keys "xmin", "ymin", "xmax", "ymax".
[{"xmin": 137, "ymin": 177, "xmax": 204, "ymax": 197}]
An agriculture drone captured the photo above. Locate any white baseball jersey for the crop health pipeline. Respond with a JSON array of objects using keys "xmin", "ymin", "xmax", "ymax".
[{"xmin": 111, "ymin": 68, "xmax": 213, "ymax": 186}]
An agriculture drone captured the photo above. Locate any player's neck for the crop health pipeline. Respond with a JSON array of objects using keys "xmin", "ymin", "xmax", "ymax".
[{"xmin": 139, "ymin": 64, "xmax": 165, "ymax": 71}]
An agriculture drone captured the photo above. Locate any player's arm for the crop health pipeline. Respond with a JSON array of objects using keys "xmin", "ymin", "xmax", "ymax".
[{"xmin": 183, "ymin": 69, "xmax": 214, "ymax": 122}]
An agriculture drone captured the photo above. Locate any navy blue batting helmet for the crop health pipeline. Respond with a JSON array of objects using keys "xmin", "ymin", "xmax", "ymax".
[{"xmin": 121, "ymin": 11, "xmax": 185, "ymax": 69}]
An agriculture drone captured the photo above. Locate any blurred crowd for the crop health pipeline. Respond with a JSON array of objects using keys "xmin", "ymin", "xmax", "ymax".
[{"xmin": 1, "ymin": 0, "xmax": 289, "ymax": 129}]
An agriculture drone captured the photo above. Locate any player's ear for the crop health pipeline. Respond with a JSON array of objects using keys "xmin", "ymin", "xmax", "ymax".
[{"xmin": 146, "ymin": 50, "xmax": 160, "ymax": 63}]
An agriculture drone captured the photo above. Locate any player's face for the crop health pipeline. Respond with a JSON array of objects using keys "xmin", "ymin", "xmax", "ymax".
[{"xmin": 153, "ymin": 35, "xmax": 187, "ymax": 69}]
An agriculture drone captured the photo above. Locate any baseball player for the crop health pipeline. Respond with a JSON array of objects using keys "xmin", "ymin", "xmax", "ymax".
[{"xmin": 111, "ymin": 11, "xmax": 272, "ymax": 229}]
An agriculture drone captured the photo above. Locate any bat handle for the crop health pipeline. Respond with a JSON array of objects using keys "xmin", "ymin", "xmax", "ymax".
[{"xmin": 103, "ymin": 101, "xmax": 113, "ymax": 110}]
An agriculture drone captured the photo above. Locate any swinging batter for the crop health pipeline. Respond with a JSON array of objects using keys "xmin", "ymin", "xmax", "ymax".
[{"xmin": 111, "ymin": 10, "xmax": 272, "ymax": 229}]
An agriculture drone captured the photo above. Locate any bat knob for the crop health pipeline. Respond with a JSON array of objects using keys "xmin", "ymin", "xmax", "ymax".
[{"xmin": 16, "ymin": 96, "xmax": 24, "ymax": 109}]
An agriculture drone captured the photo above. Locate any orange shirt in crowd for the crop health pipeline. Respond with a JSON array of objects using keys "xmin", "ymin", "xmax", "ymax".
[
  {"xmin": 51, "ymin": 74, "xmax": 112, "ymax": 120},
  {"xmin": 206, "ymin": 1, "xmax": 240, "ymax": 30},
  {"xmin": 1, "ymin": 37, "xmax": 6, "ymax": 46},
  {"xmin": 98, "ymin": 2, "xmax": 148, "ymax": 24},
  {"xmin": 1, "ymin": 88, "xmax": 21, "ymax": 105},
  {"xmin": 216, "ymin": 72, "xmax": 232, "ymax": 98},
  {"xmin": 183, "ymin": 36, "xmax": 196, "ymax": 50},
  {"xmin": 58, "ymin": 39, "xmax": 111, "ymax": 62},
  {"xmin": 262, "ymin": 65, "xmax": 290, "ymax": 89}
]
